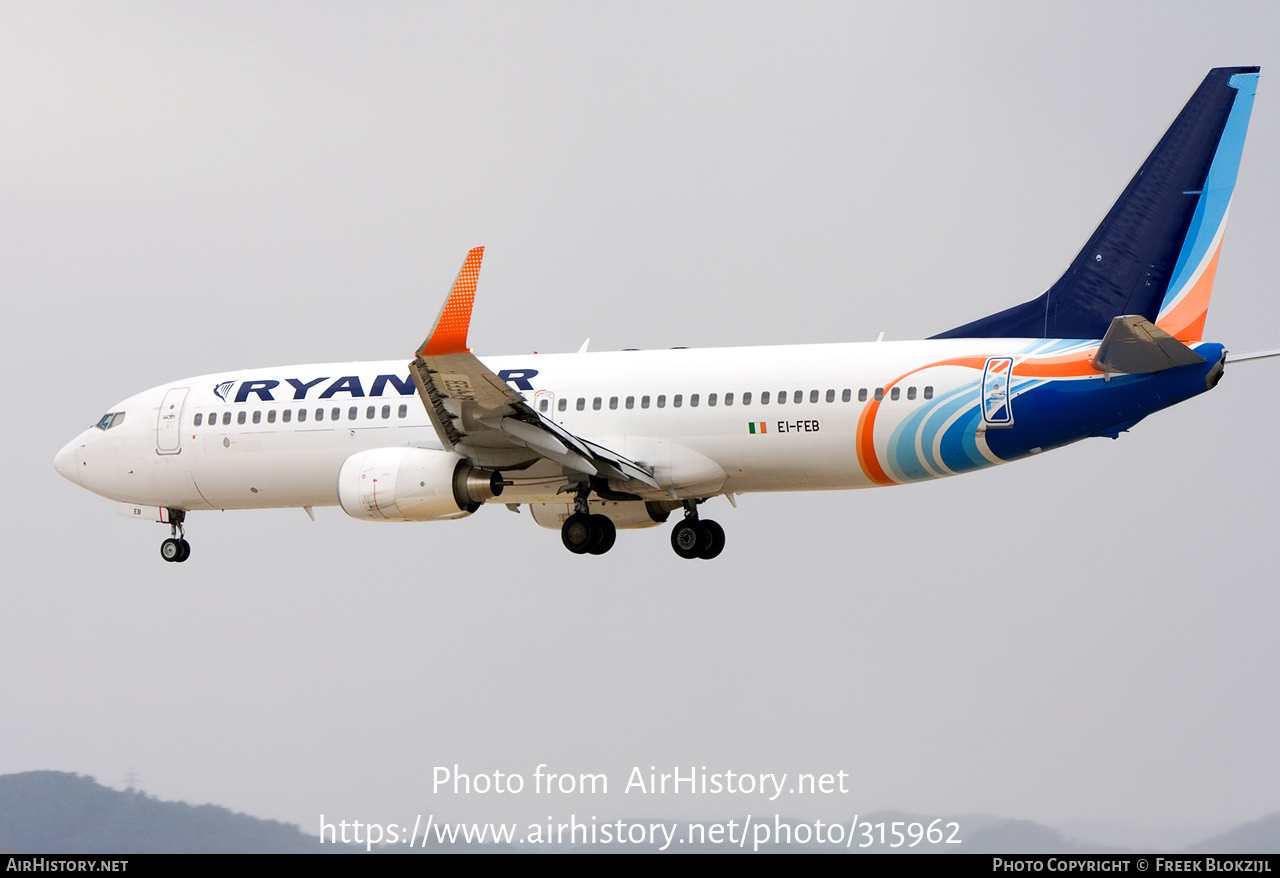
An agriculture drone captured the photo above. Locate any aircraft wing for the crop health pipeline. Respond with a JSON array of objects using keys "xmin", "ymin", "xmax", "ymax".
[{"xmin": 408, "ymin": 247, "xmax": 656, "ymax": 487}]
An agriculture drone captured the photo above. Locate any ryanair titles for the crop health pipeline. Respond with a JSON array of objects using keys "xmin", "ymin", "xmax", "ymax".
[{"xmin": 217, "ymin": 369, "xmax": 539, "ymax": 404}]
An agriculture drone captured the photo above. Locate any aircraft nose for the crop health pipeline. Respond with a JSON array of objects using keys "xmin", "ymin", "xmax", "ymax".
[{"xmin": 54, "ymin": 439, "xmax": 81, "ymax": 486}]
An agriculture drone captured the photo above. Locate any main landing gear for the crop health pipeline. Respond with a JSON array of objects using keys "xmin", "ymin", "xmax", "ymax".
[
  {"xmin": 556, "ymin": 487, "xmax": 726, "ymax": 559},
  {"xmin": 670, "ymin": 502, "xmax": 725, "ymax": 560},
  {"xmin": 160, "ymin": 510, "xmax": 190, "ymax": 563},
  {"xmin": 560, "ymin": 512, "xmax": 616, "ymax": 555},
  {"xmin": 560, "ymin": 484, "xmax": 617, "ymax": 555}
]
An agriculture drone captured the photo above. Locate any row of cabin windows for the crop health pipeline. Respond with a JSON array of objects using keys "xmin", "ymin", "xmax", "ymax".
[
  {"xmin": 539, "ymin": 386, "xmax": 935, "ymax": 414},
  {"xmin": 194, "ymin": 404, "xmax": 409, "ymax": 427}
]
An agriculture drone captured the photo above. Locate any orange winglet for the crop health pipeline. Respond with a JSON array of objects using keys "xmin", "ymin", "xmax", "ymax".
[{"xmin": 418, "ymin": 246, "xmax": 484, "ymax": 356}]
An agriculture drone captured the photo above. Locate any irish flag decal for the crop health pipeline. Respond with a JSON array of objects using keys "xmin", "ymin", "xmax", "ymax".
[{"xmin": 747, "ymin": 422, "xmax": 767, "ymax": 434}]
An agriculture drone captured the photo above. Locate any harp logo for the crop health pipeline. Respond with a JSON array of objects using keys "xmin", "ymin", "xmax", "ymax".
[{"xmin": 213, "ymin": 380, "xmax": 236, "ymax": 402}]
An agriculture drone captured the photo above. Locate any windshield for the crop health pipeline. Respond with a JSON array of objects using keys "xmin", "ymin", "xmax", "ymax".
[{"xmin": 94, "ymin": 412, "xmax": 126, "ymax": 430}]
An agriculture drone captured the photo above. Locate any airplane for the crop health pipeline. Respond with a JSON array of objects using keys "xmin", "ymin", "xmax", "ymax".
[{"xmin": 54, "ymin": 66, "xmax": 1276, "ymax": 563}]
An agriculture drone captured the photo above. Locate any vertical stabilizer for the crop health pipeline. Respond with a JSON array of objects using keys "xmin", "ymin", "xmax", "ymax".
[{"xmin": 934, "ymin": 67, "xmax": 1259, "ymax": 341}]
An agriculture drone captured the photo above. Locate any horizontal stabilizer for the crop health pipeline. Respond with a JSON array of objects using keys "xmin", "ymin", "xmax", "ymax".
[
  {"xmin": 1091, "ymin": 315, "xmax": 1206, "ymax": 375},
  {"xmin": 1225, "ymin": 348, "xmax": 1280, "ymax": 363}
]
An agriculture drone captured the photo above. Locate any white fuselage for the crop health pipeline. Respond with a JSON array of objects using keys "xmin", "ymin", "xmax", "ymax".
[{"xmin": 55, "ymin": 338, "xmax": 1047, "ymax": 512}]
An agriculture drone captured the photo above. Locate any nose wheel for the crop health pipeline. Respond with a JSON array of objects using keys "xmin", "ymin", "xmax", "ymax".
[
  {"xmin": 160, "ymin": 510, "xmax": 190, "ymax": 563},
  {"xmin": 160, "ymin": 538, "xmax": 190, "ymax": 563}
]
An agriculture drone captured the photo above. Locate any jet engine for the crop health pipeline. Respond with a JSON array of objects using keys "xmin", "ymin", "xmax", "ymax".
[{"xmin": 338, "ymin": 447, "xmax": 503, "ymax": 522}]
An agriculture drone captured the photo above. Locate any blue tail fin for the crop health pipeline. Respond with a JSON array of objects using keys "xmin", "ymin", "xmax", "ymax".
[{"xmin": 934, "ymin": 66, "xmax": 1259, "ymax": 341}]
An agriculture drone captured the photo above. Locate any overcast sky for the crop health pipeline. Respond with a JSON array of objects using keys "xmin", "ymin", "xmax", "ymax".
[{"xmin": 4, "ymin": 1, "xmax": 1280, "ymax": 849}]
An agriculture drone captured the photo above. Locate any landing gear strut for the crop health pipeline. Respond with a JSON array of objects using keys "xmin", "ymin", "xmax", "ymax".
[
  {"xmin": 559, "ymin": 483, "xmax": 617, "ymax": 555},
  {"xmin": 160, "ymin": 510, "xmax": 190, "ymax": 563},
  {"xmin": 670, "ymin": 501, "xmax": 725, "ymax": 560}
]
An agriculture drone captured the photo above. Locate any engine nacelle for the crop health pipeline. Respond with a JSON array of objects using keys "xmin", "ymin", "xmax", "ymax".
[
  {"xmin": 338, "ymin": 447, "xmax": 503, "ymax": 522},
  {"xmin": 529, "ymin": 500, "xmax": 672, "ymax": 531}
]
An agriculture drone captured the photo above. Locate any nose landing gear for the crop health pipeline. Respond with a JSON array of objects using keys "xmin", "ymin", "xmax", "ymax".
[{"xmin": 160, "ymin": 510, "xmax": 190, "ymax": 563}]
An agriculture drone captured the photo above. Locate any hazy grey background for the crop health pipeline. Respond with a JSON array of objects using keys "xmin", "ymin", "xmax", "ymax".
[{"xmin": 4, "ymin": 1, "xmax": 1279, "ymax": 848}]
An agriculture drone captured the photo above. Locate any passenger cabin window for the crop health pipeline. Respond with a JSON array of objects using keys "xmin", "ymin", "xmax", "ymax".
[
  {"xmin": 724, "ymin": 392, "xmax": 732, "ymax": 406},
  {"xmin": 592, "ymin": 397, "xmax": 602, "ymax": 410},
  {"xmin": 874, "ymin": 388, "xmax": 884, "ymax": 401},
  {"xmin": 609, "ymin": 397, "xmax": 618, "ymax": 410},
  {"xmin": 349, "ymin": 407, "xmax": 358, "ymax": 420},
  {"xmin": 398, "ymin": 405, "xmax": 408, "ymax": 418},
  {"xmin": 641, "ymin": 395, "xmax": 651, "ymax": 409},
  {"xmin": 825, "ymin": 389, "xmax": 835, "ymax": 403},
  {"xmin": 924, "ymin": 386, "xmax": 935, "ymax": 399},
  {"xmin": 708, "ymin": 393, "xmax": 717, "ymax": 407},
  {"xmin": 626, "ymin": 396, "xmax": 635, "ymax": 410},
  {"xmin": 558, "ymin": 398, "xmax": 567, "ymax": 412},
  {"xmin": 282, "ymin": 409, "xmax": 292, "ymax": 423},
  {"xmin": 222, "ymin": 412, "xmax": 232, "ymax": 426},
  {"xmin": 842, "ymin": 389, "xmax": 852, "ymax": 403},
  {"xmin": 810, "ymin": 389, "xmax": 819, "ymax": 403},
  {"xmin": 268, "ymin": 410, "xmax": 277, "ymax": 424},
  {"xmin": 366, "ymin": 406, "xmax": 376, "ymax": 419},
  {"xmin": 859, "ymin": 388, "xmax": 868, "ymax": 402},
  {"xmin": 315, "ymin": 408, "xmax": 324, "ymax": 422},
  {"xmin": 194, "ymin": 413, "xmax": 203, "ymax": 427},
  {"xmin": 576, "ymin": 398, "xmax": 585, "ymax": 411},
  {"xmin": 331, "ymin": 407, "xmax": 340, "ymax": 421},
  {"xmin": 238, "ymin": 411, "xmax": 247, "ymax": 425},
  {"xmin": 742, "ymin": 391, "xmax": 751, "ymax": 405},
  {"xmin": 907, "ymin": 386, "xmax": 917, "ymax": 400},
  {"xmin": 673, "ymin": 394, "xmax": 683, "ymax": 408},
  {"xmin": 252, "ymin": 411, "xmax": 261, "ymax": 424},
  {"xmin": 381, "ymin": 405, "xmax": 391, "ymax": 419},
  {"xmin": 539, "ymin": 399, "xmax": 549, "ymax": 413},
  {"xmin": 890, "ymin": 387, "xmax": 900, "ymax": 400},
  {"xmin": 689, "ymin": 394, "xmax": 699, "ymax": 407},
  {"xmin": 761, "ymin": 391, "xmax": 770, "ymax": 405},
  {"xmin": 794, "ymin": 390, "xmax": 803, "ymax": 404},
  {"xmin": 777, "ymin": 391, "xmax": 786, "ymax": 405},
  {"xmin": 298, "ymin": 409, "xmax": 307, "ymax": 422},
  {"xmin": 657, "ymin": 395, "xmax": 666, "ymax": 408}
]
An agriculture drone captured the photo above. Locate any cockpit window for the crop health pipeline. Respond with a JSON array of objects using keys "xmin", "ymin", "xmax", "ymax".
[{"xmin": 95, "ymin": 412, "xmax": 126, "ymax": 430}]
